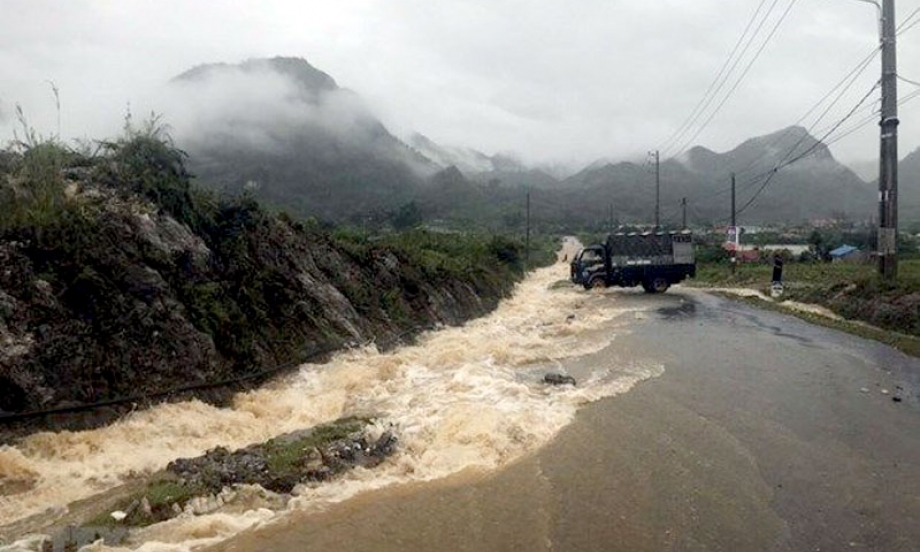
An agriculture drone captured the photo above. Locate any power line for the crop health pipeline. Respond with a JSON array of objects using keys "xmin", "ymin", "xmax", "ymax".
[
  {"xmin": 732, "ymin": 46, "xmax": 881, "ymax": 177},
  {"xmin": 824, "ymin": 87, "xmax": 920, "ymax": 147},
  {"xmin": 898, "ymin": 74, "xmax": 920, "ymax": 87},
  {"xmin": 735, "ymin": 80, "xmax": 881, "ymax": 216},
  {"xmin": 666, "ymin": 45, "xmax": 884, "ymax": 212},
  {"xmin": 897, "ymin": 15, "xmax": 920, "ymax": 36},
  {"xmin": 897, "ymin": 5, "xmax": 920, "ymax": 31},
  {"xmin": 671, "ymin": 0, "xmax": 801, "ymax": 159},
  {"xmin": 664, "ymin": 0, "xmax": 785, "ymax": 157},
  {"xmin": 658, "ymin": 0, "xmax": 771, "ymax": 154},
  {"xmin": 756, "ymin": 49, "xmax": 879, "ymax": 178}
]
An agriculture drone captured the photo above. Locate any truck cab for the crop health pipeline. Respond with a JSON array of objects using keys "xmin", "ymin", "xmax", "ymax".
[
  {"xmin": 570, "ymin": 245, "xmax": 605, "ymax": 285},
  {"xmin": 579, "ymin": 231, "xmax": 696, "ymax": 293}
]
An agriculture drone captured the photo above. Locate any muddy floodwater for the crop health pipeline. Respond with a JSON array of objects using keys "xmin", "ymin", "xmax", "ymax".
[
  {"xmin": 3, "ymin": 240, "xmax": 918, "ymax": 551},
  {"xmin": 2, "ymin": 238, "xmax": 664, "ymax": 551},
  {"xmin": 210, "ymin": 285, "xmax": 920, "ymax": 552}
]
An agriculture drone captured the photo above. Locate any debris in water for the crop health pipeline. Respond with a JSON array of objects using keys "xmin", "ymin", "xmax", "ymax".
[
  {"xmin": 892, "ymin": 396, "xmax": 903, "ymax": 403},
  {"xmin": 881, "ymin": 389, "xmax": 890, "ymax": 395},
  {"xmin": 544, "ymin": 373, "xmax": 577, "ymax": 386},
  {"xmin": 110, "ymin": 510, "xmax": 127, "ymax": 521},
  {"xmin": 859, "ymin": 388, "xmax": 870, "ymax": 393}
]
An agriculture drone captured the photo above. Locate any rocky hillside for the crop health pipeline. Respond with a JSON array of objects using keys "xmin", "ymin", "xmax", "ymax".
[{"xmin": 0, "ymin": 128, "xmax": 525, "ymax": 436}]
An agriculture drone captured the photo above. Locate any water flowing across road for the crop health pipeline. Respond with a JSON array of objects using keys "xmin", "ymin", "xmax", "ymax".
[{"xmin": 0, "ymin": 238, "xmax": 661, "ymax": 551}]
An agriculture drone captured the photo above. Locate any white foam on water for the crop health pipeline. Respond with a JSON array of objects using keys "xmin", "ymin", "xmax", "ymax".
[{"xmin": 1, "ymin": 256, "xmax": 662, "ymax": 551}]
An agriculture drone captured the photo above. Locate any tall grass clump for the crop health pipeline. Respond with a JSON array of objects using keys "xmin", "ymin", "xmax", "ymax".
[
  {"xmin": 97, "ymin": 112, "xmax": 198, "ymax": 226},
  {"xmin": 0, "ymin": 106, "xmax": 78, "ymax": 236}
]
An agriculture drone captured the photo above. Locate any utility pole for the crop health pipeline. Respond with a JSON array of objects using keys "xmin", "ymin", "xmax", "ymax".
[
  {"xmin": 525, "ymin": 191, "xmax": 531, "ymax": 274},
  {"xmin": 731, "ymin": 174, "xmax": 737, "ymax": 274},
  {"xmin": 878, "ymin": 0, "xmax": 899, "ymax": 281},
  {"xmin": 609, "ymin": 203, "xmax": 614, "ymax": 234},
  {"xmin": 681, "ymin": 197, "xmax": 688, "ymax": 229},
  {"xmin": 653, "ymin": 150, "xmax": 661, "ymax": 230}
]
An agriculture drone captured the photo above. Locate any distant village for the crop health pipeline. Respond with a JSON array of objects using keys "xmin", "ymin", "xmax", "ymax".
[{"xmin": 698, "ymin": 219, "xmax": 920, "ymax": 264}]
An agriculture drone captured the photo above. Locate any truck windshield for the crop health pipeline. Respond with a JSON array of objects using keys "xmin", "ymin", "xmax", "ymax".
[{"xmin": 578, "ymin": 249, "xmax": 602, "ymax": 262}]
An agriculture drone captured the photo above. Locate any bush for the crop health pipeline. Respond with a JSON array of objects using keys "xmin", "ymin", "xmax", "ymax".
[{"xmin": 98, "ymin": 114, "xmax": 196, "ymax": 226}]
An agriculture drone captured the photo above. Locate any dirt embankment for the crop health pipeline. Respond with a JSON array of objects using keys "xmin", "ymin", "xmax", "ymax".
[{"xmin": 0, "ymin": 153, "xmax": 523, "ymax": 440}]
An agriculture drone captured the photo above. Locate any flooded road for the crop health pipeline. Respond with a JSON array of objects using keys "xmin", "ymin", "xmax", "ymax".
[
  {"xmin": 210, "ymin": 288, "xmax": 920, "ymax": 552},
  {"xmin": 3, "ymin": 243, "xmax": 918, "ymax": 552},
  {"xmin": 2, "ymin": 238, "xmax": 663, "ymax": 550}
]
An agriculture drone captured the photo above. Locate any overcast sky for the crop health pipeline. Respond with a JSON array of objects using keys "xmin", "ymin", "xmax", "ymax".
[{"xmin": 0, "ymin": 0, "xmax": 918, "ymax": 169}]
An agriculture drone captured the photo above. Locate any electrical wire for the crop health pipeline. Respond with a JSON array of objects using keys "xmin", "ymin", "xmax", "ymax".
[
  {"xmin": 658, "ymin": 0, "xmax": 771, "ymax": 154},
  {"xmin": 664, "ymin": 0, "xmax": 785, "ymax": 157},
  {"xmin": 898, "ymin": 16, "xmax": 920, "ymax": 36},
  {"xmin": 734, "ymin": 80, "xmax": 881, "ymax": 216},
  {"xmin": 897, "ymin": 6, "xmax": 920, "ymax": 32},
  {"xmin": 898, "ymin": 74, "xmax": 920, "ymax": 87},
  {"xmin": 671, "ymin": 0, "xmax": 802, "ymax": 159},
  {"xmin": 667, "ymin": 45, "xmax": 882, "ymax": 212},
  {"xmin": 732, "ymin": 46, "xmax": 881, "ymax": 178},
  {"xmin": 824, "ymin": 87, "xmax": 920, "ymax": 147}
]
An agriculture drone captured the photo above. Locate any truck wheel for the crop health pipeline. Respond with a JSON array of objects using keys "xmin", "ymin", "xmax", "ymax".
[
  {"xmin": 589, "ymin": 277, "xmax": 606, "ymax": 290},
  {"xmin": 643, "ymin": 277, "xmax": 670, "ymax": 294}
]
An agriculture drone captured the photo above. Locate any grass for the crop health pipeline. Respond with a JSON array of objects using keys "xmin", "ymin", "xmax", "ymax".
[
  {"xmin": 262, "ymin": 417, "xmax": 366, "ymax": 473},
  {"xmin": 719, "ymin": 292, "xmax": 920, "ymax": 359},
  {"xmin": 85, "ymin": 417, "xmax": 370, "ymax": 528},
  {"xmin": 692, "ymin": 259, "xmax": 920, "ymax": 356}
]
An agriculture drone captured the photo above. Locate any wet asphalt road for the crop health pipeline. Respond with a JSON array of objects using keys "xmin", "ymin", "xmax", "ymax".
[{"xmin": 213, "ymin": 288, "xmax": 920, "ymax": 552}]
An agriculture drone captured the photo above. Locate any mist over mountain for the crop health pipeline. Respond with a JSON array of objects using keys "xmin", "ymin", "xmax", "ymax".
[
  {"xmin": 555, "ymin": 126, "xmax": 874, "ymax": 226},
  {"xmin": 168, "ymin": 57, "xmax": 434, "ymax": 222},
  {"xmin": 409, "ymin": 133, "xmax": 496, "ymax": 174},
  {"xmin": 848, "ymin": 159, "xmax": 878, "ymax": 183},
  {"xmin": 898, "ymin": 148, "xmax": 920, "ymax": 227},
  {"xmin": 164, "ymin": 57, "xmax": 881, "ymax": 228}
]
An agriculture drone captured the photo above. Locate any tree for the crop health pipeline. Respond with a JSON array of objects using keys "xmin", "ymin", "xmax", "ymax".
[{"xmin": 392, "ymin": 201, "xmax": 423, "ymax": 230}]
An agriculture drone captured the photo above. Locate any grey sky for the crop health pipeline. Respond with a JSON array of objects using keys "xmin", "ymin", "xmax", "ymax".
[{"xmin": 0, "ymin": 0, "xmax": 918, "ymax": 168}]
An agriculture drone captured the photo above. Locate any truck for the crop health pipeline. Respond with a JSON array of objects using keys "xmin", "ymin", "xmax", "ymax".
[{"xmin": 570, "ymin": 231, "xmax": 695, "ymax": 293}]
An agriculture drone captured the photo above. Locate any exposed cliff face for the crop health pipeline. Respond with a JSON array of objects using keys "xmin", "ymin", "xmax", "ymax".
[
  {"xmin": 0, "ymin": 136, "xmax": 522, "ymax": 438},
  {"xmin": 0, "ymin": 203, "xmax": 516, "ymax": 419}
]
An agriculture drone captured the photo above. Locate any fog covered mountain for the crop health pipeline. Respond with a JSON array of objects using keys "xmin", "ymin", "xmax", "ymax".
[
  {"xmin": 167, "ymin": 57, "xmax": 879, "ymax": 228},
  {"xmin": 898, "ymin": 148, "xmax": 920, "ymax": 227},
  {"xmin": 170, "ymin": 57, "xmax": 435, "ymax": 222},
  {"xmin": 560, "ymin": 126, "xmax": 875, "ymax": 225}
]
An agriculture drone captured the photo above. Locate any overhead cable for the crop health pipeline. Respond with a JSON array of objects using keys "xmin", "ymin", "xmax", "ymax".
[
  {"xmin": 658, "ymin": 0, "xmax": 771, "ymax": 154},
  {"xmin": 671, "ymin": 0, "xmax": 802, "ymax": 159}
]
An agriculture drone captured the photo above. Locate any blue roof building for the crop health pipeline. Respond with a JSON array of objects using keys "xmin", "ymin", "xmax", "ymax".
[{"xmin": 829, "ymin": 245, "xmax": 859, "ymax": 259}]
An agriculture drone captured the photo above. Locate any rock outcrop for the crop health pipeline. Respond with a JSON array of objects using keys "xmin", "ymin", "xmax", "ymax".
[{"xmin": 0, "ymin": 139, "xmax": 522, "ymax": 440}]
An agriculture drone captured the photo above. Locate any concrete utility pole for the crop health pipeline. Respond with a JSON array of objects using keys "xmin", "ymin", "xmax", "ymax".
[
  {"xmin": 878, "ymin": 0, "xmax": 899, "ymax": 281},
  {"xmin": 681, "ymin": 197, "xmax": 688, "ymax": 229},
  {"xmin": 652, "ymin": 150, "xmax": 661, "ymax": 230},
  {"xmin": 731, "ymin": 174, "xmax": 737, "ymax": 274},
  {"xmin": 525, "ymin": 191, "xmax": 531, "ymax": 273}
]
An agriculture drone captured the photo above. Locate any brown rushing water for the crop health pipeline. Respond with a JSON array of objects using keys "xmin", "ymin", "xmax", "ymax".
[
  {"xmin": 2, "ymin": 238, "xmax": 673, "ymax": 551},
  {"xmin": 209, "ymin": 287, "xmax": 920, "ymax": 552}
]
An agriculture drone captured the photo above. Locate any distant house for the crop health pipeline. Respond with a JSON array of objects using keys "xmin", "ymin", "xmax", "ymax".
[
  {"xmin": 759, "ymin": 244, "xmax": 812, "ymax": 257},
  {"xmin": 829, "ymin": 244, "xmax": 867, "ymax": 263}
]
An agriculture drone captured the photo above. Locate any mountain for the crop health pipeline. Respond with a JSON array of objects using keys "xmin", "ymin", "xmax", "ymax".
[
  {"xmin": 560, "ymin": 126, "xmax": 875, "ymax": 226},
  {"xmin": 848, "ymin": 159, "xmax": 878, "ymax": 182},
  {"xmin": 170, "ymin": 57, "xmax": 434, "ymax": 222},
  {"xmin": 408, "ymin": 133, "xmax": 496, "ymax": 174},
  {"xmin": 899, "ymin": 148, "xmax": 920, "ymax": 227}
]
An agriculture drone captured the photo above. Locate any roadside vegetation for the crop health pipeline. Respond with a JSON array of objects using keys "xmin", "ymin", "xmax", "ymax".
[
  {"xmin": 690, "ymin": 241, "xmax": 920, "ymax": 349},
  {"xmin": 0, "ymin": 113, "xmax": 555, "ymax": 428}
]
